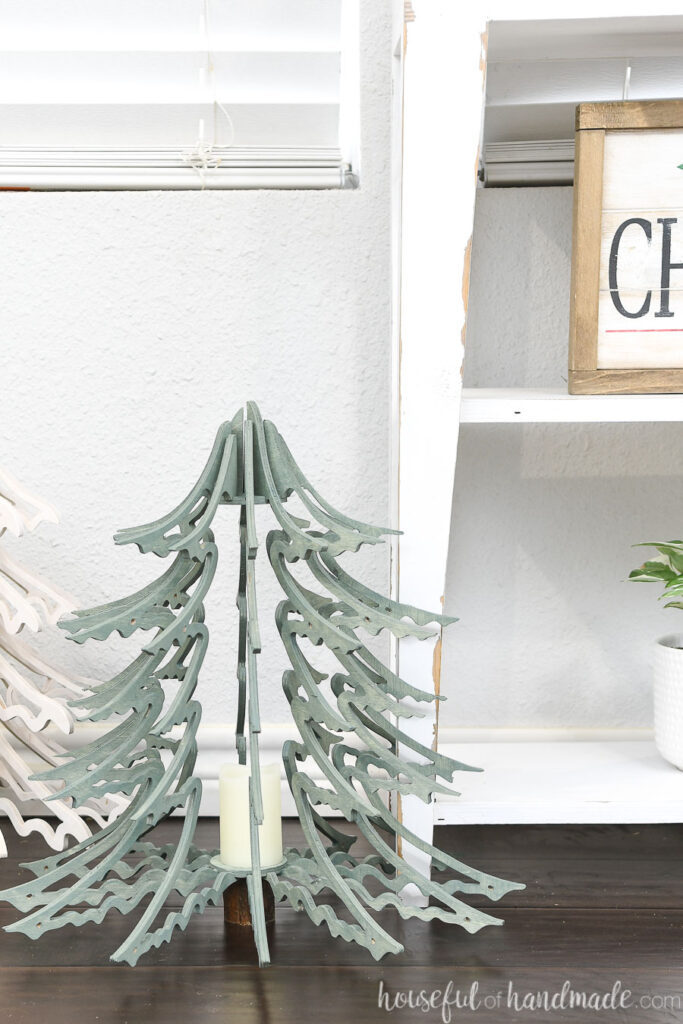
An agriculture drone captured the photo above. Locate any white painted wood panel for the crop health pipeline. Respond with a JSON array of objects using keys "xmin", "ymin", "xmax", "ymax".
[
  {"xmin": 598, "ymin": 129, "xmax": 683, "ymax": 368},
  {"xmin": 597, "ymin": 307, "xmax": 683, "ymax": 368},
  {"xmin": 397, "ymin": 1, "xmax": 478, "ymax": 880},
  {"xmin": 434, "ymin": 740, "xmax": 683, "ymax": 825},
  {"xmin": 602, "ymin": 129, "xmax": 683, "ymax": 210}
]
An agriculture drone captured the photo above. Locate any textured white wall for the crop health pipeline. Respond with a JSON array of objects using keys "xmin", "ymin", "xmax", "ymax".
[
  {"xmin": 0, "ymin": 0, "xmax": 392, "ymax": 728},
  {"xmin": 442, "ymin": 186, "xmax": 683, "ymax": 731}
]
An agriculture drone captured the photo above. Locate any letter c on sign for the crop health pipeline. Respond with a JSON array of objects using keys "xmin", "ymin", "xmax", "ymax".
[{"xmin": 609, "ymin": 218, "xmax": 652, "ymax": 318}]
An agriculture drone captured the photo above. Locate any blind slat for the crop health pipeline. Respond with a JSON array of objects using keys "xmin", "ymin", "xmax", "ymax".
[
  {"xmin": 487, "ymin": 56, "xmax": 683, "ymax": 109},
  {"xmin": 0, "ymin": 0, "xmax": 342, "ymax": 50},
  {"xmin": 0, "ymin": 52, "xmax": 341, "ymax": 104},
  {"xmin": 488, "ymin": 16, "xmax": 683, "ymax": 61},
  {"xmin": 0, "ymin": 104, "xmax": 340, "ymax": 150}
]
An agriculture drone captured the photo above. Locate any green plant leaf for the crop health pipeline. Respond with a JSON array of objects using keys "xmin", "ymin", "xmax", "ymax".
[
  {"xmin": 642, "ymin": 540, "xmax": 683, "ymax": 547},
  {"xmin": 633, "ymin": 542, "xmax": 683, "ymax": 573},
  {"xmin": 634, "ymin": 541, "xmax": 683, "ymax": 549},
  {"xmin": 629, "ymin": 563, "xmax": 677, "ymax": 582}
]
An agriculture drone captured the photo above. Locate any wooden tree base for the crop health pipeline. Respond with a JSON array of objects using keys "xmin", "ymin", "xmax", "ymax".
[{"xmin": 223, "ymin": 878, "xmax": 275, "ymax": 927}]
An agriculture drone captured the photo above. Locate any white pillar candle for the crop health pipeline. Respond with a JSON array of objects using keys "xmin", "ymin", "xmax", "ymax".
[{"xmin": 219, "ymin": 762, "xmax": 283, "ymax": 870}]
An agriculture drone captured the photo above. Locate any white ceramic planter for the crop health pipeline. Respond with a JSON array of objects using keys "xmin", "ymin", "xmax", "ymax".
[{"xmin": 653, "ymin": 634, "xmax": 683, "ymax": 770}]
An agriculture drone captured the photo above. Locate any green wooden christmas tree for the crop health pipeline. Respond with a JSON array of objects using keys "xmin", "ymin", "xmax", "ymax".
[{"xmin": 1, "ymin": 403, "xmax": 523, "ymax": 965}]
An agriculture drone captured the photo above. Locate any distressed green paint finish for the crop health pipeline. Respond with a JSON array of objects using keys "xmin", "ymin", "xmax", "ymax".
[{"xmin": 0, "ymin": 403, "xmax": 524, "ymax": 966}]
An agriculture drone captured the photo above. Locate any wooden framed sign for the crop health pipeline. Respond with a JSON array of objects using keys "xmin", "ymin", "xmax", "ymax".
[{"xmin": 569, "ymin": 100, "xmax": 683, "ymax": 394}]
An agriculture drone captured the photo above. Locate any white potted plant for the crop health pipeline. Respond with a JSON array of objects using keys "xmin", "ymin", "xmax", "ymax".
[{"xmin": 630, "ymin": 541, "xmax": 683, "ymax": 770}]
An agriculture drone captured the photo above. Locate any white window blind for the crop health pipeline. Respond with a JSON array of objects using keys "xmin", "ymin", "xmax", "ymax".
[
  {"xmin": 482, "ymin": 15, "xmax": 683, "ymax": 186},
  {"xmin": 0, "ymin": 0, "xmax": 355, "ymax": 189}
]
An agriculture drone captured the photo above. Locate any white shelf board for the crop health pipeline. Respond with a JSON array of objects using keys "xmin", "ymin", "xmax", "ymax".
[
  {"xmin": 460, "ymin": 388, "xmax": 683, "ymax": 423},
  {"xmin": 434, "ymin": 741, "xmax": 683, "ymax": 825}
]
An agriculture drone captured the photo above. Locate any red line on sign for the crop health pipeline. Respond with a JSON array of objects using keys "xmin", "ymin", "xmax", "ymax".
[{"xmin": 605, "ymin": 329, "xmax": 683, "ymax": 333}]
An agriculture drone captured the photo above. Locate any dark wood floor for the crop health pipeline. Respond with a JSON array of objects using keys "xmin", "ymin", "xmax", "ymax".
[{"xmin": 2, "ymin": 820, "xmax": 683, "ymax": 1023}]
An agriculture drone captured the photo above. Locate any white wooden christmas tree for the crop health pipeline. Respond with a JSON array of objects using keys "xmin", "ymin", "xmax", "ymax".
[{"xmin": 0, "ymin": 465, "xmax": 124, "ymax": 857}]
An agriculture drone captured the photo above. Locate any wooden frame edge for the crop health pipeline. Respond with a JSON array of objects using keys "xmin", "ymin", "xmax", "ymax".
[
  {"xmin": 577, "ymin": 99, "xmax": 683, "ymax": 131},
  {"xmin": 568, "ymin": 128, "xmax": 604, "ymax": 391},
  {"xmin": 569, "ymin": 369, "xmax": 683, "ymax": 395}
]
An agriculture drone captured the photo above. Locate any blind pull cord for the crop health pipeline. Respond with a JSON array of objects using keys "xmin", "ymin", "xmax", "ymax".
[{"xmin": 182, "ymin": 0, "xmax": 236, "ymax": 188}]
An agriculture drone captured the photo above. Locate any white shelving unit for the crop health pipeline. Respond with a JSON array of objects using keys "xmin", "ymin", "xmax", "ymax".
[
  {"xmin": 461, "ymin": 388, "xmax": 683, "ymax": 424},
  {"xmin": 413, "ymin": 9, "xmax": 683, "ymax": 839},
  {"xmin": 434, "ymin": 385, "xmax": 683, "ymax": 827}
]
